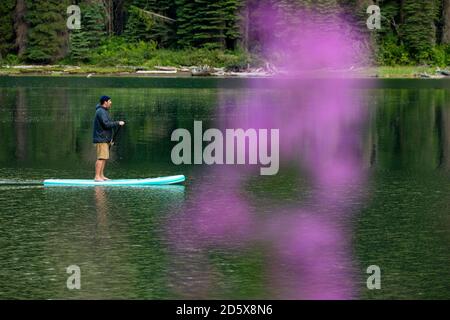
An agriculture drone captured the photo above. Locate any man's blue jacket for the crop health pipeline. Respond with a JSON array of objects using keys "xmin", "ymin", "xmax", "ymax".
[{"xmin": 93, "ymin": 104, "xmax": 119, "ymax": 143}]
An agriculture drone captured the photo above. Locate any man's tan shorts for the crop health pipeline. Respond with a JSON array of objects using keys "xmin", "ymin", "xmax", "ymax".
[{"xmin": 95, "ymin": 143, "xmax": 110, "ymax": 160}]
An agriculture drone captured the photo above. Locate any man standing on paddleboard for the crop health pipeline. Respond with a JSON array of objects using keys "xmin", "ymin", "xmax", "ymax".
[{"xmin": 93, "ymin": 96, "xmax": 125, "ymax": 182}]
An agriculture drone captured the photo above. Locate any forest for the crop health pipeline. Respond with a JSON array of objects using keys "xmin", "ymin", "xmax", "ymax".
[{"xmin": 1, "ymin": 1, "xmax": 450, "ymax": 68}]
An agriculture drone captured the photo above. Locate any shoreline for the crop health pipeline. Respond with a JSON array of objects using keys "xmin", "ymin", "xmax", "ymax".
[{"xmin": 0, "ymin": 65, "xmax": 448, "ymax": 79}]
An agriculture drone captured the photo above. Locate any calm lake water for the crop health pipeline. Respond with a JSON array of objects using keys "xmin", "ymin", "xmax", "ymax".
[{"xmin": 1, "ymin": 76, "xmax": 450, "ymax": 299}]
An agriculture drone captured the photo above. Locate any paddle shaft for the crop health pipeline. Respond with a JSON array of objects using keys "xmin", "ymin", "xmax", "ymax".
[{"xmin": 110, "ymin": 124, "xmax": 122, "ymax": 146}]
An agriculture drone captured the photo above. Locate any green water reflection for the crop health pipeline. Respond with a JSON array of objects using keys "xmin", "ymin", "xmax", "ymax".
[{"xmin": 0, "ymin": 77, "xmax": 450, "ymax": 299}]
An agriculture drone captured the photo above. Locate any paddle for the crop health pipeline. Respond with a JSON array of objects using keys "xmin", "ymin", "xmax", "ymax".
[{"xmin": 110, "ymin": 124, "xmax": 122, "ymax": 149}]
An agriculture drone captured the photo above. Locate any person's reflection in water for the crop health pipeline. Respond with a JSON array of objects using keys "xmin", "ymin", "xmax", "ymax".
[{"xmin": 94, "ymin": 187, "xmax": 109, "ymax": 241}]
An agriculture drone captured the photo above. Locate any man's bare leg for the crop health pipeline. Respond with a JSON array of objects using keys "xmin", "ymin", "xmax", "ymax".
[
  {"xmin": 101, "ymin": 160, "xmax": 110, "ymax": 180},
  {"xmin": 95, "ymin": 160, "xmax": 105, "ymax": 181}
]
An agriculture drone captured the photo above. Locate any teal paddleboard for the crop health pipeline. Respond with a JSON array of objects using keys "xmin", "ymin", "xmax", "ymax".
[{"xmin": 43, "ymin": 175, "xmax": 185, "ymax": 187}]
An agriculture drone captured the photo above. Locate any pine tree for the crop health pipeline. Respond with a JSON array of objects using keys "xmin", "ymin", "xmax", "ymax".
[
  {"xmin": 69, "ymin": 2, "xmax": 106, "ymax": 62},
  {"xmin": 192, "ymin": 0, "xmax": 227, "ymax": 49},
  {"xmin": 24, "ymin": 0, "xmax": 70, "ymax": 63},
  {"xmin": 123, "ymin": 5, "xmax": 155, "ymax": 43},
  {"xmin": 175, "ymin": 0, "xmax": 196, "ymax": 48},
  {"xmin": 0, "ymin": 0, "xmax": 16, "ymax": 60},
  {"xmin": 175, "ymin": 0, "xmax": 241, "ymax": 49},
  {"xmin": 223, "ymin": 0, "xmax": 243, "ymax": 50},
  {"xmin": 69, "ymin": 31, "xmax": 90, "ymax": 62},
  {"xmin": 401, "ymin": 0, "xmax": 439, "ymax": 61},
  {"xmin": 315, "ymin": 0, "xmax": 339, "ymax": 15},
  {"xmin": 83, "ymin": 2, "xmax": 107, "ymax": 47},
  {"xmin": 266, "ymin": 0, "xmax": 340, "ymax": 47},
  {"xmin": 124, "ymin": 0, "xmax": 176, "ymax": 47},
  {"xmin": 151, "ymin": 0, "xmax": 177, "ymax": 47}
]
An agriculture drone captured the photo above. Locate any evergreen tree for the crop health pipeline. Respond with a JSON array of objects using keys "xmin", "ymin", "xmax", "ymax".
[
  {"xmin": 0, "ymin": 0, "xmax": 16, "ymax": 60},
  {"xmin": 1, "ymin": 0, "xmax": 448, "ymax": 66},
  {"xmin": 191, "ymin": 0, "xmax": 227, "ymax": 49},
  {"xmin": 69, "ymin": 31, "xmax": 90, "ymax": 62},
  {"xmin": 82, "ymin": 2, "xmax": 107, "ymax": 47},
  {"xmin": 151, "ymin": 0, "xmax": 177, "ymax": 47},
  {"xmin": 24, "ymin": 0, "xmax": 70, "ymax": 63},
  {"xmin": 175, "ymin": 0, "xmax": 196, "ymax": 48},
  {"xmin": 123, "ymin": 5, "xmax": 155, "ymax": 43},
  {"xmin": 314, "ymin": 0, "xmax": 339, "ymax": 15},
  {"xmin": 176, "ymin": 0, "xmax": 241, "ymax": 49},
  {"xmin": 262, "ymin": 0, "xmax": 340, "ymax": 47},
  {"xmin": 124, "ymin": 0, "xmax": 176, "ymax": 47},
  {"xmin": 223, "ymin": 0, "xmax": 243, "ymax": 50},
  {"xmin": 400, "ymin": 0, "xmax": 439, "ymax": 61},
  {"xmin": 69, "ymin": 2, "xmax": 106, "ymax": 62}
]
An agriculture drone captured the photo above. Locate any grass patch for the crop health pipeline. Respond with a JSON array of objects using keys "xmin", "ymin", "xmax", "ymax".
[{"xmin": 377, "ymin": 66, "xmax": 437, "ymax": 78}]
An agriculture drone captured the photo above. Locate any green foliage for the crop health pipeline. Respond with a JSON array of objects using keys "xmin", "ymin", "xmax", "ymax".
[
  {"xmin": 176, "ymin": 0, "xmax": 242, "ymax": 49},
  {"xmin": 142, "ymin": 48, "xmax": 254, "ymax": 69},
  {"xmin": 24, "ymin": 0, "xmax": 70, "ymax": 63},
  {"xmin": 125, "ymin": 0, "xmax": 176, "ymax": 47},
  {"xmin": 221, "ymin": 0, "xmax": 243, "ymax": 49},
  {"xmin": 69, "ymin": 31, "xmax": 90, "ymax": 62},
  {"xmin": 89, "ymin": 37, "xmax": 157, "ymax": 66},
  {"xmin": 85, "ymin": 38, "xmax": 253, "ymax": 69},
  {"xmin": 69, "ymin": 2, "xmax": 106, "ymax": 63},
  {"xmin": 123, "ymin": 5, "xmax": 155, "ymax": 43},
  {"xmin": 0, "ymin": 54, "xmax": 20, "ymax": 65},
  {"xmin": 344, "ymin": 0, "xmax": 446, "ymax": 66},
  {"xmin": 377, "ymin": 36, "xmax": 411, "ymax": 66},
  {"xmin": 175, "ymin": 0, "xmax": 196, "ymax": 48},
  {"xmin": 4, "ymin": 0, "xmax": 450, "ymax": 67},
  {"xmin": 431, "ymin": 46, "xmax": 447, "ymax": 67},
  {"xmin": 400, "ymin": 0, "xmax": 438, "ymax": 62},
  {"xmin": 313, "ymin": 0, "xmax": 340, "ymax": 19},
  {"xmin": 81, "ymin": 2, "xmax": 106, "ymax": 47},
  {"xmin": 0, "ymin": 0, "xmax": 16, "ymax": 59}
]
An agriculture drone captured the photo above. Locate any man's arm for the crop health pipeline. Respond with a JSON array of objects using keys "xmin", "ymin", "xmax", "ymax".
[{"xmin": 99, "ymin": 109, "xmax": 119, "ymax": 129}]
